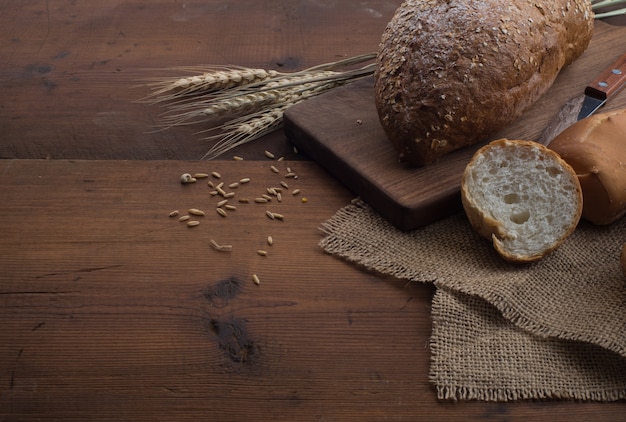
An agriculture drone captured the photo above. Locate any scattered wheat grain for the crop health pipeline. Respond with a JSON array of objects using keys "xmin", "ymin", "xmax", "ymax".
[
  {"xmin": 280, "ymin": 181, "xmax": 289, "ymax": 189},
  {"xmin": 180, "ymin": 173, "xmax": 193, "ymax": 184},
  {"xmin": 189, "ymin": 208, "xmax": 205, "ymax": 216},
  {"xmin": 233, "ymin": 156, "xmax": 244, "ymax": 161},
  {"xmin": 267, "ymin": 236, "xmax": 273, "ymax": 246},
  {"xmin": 229, "ymin": 182, "xmax": 240, "ymax": 189},
  {"xmin": 264, "ymin": 150, "xmax": 275, "ymax": 159},
  {"xmin": 225, "ymin": 204, "xmax": 236, "ymax": 211},
  {"xmin": 252, "ymin": 274, "xmax": 260, "ymax": 285},
  {"xmin": 223, "ymin": 192, "xmax": 235, "ymax": 199},
  {"xmin": 169, "ymin": 210, "xmax": 179, "ymax": 218},
  {"xmin": 292, "ymin": 189, "xmax": 300, "ymax": 195},
  {"xmin": 257, "ymin": 250, "xmax": 268, "ymax": 256},
  {"xmin": 179, "ymin": 215, "xmax": 190, "ymax": 222},
  {"xmin": 210, "ymin": 239, "xmax": 233, "ymax": 252},
  {"xmin": 211, "ymin": 171, "xmax": 221, "ymax": 179},
  {"xmin": 270, "ymin": 165, "xmax": 279, "ymax": 174},
  {"xmin": 217, "ymin": 199, "xmax": 228, "ymax": 208},
  {"xmin": 240, "ymin": 177, "xmax": 250, "ymax": 184},
  {"xmin": 187, "ymin": 220, "xmax": 200, "ymax": 227},
  {"xmin": 216, "ymin": 208, "xmax": 227, "ymax": 217},
  {"xmin": 194, "ymin": 173, "xmax": 209, "ymax": 179}
]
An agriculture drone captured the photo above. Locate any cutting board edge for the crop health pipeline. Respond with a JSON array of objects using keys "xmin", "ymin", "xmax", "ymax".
[{"xmin": 284, "ymin": 113, "xmax": 463, "ymax": 230}]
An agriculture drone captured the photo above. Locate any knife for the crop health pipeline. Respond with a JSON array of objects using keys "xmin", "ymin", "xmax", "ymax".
[{"xmin": 537, "ymin": 51, "xmax": 626, "ymax": 146}]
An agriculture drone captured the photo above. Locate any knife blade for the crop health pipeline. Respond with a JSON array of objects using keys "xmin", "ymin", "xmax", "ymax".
[{"xmin": 537, "ymin": 51, "xmax": 626, "ymax": 146}]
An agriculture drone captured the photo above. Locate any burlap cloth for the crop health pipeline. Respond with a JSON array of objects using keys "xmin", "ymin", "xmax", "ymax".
[{"xmin": 319, "ymin": 199, "xmax": 626, "ymax": 401}]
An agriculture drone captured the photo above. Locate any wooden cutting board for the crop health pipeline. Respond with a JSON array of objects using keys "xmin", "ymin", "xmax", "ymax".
[{"xmin": 283, "ymin": 21, "xmax": 626, "ymax": 231}]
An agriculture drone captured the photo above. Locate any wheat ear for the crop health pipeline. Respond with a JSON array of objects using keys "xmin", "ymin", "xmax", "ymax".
[{"xmin": 144, "ymin": 53, "xmax": 376, "ymax": 159}]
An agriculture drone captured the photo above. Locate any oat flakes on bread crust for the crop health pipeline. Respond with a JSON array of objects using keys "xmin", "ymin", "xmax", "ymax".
[
  {"xmin": 461, "ymin": 139, "xmax": 583, "ymax": 263},
  {"xmin": 374, "ymin": 0, "xmax": 594, "ymax": 166}
]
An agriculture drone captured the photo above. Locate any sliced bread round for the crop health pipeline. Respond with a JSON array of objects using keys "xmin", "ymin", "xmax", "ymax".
[{"xmin": 461, "ymin": 139, "xmax": 583, "ymax": 263}]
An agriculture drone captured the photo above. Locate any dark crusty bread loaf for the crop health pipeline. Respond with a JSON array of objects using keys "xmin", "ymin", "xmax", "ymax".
[
  {"xmin": 461, "ymin": 139, "xmax": 583, "ymax": 263},
  {"xmin": 374, "ymin": 0, "xmax": 594, "ymax": 166},
  {"xmin": 549, "ymin": 108, "xmax": 626, "ymax": 225}
]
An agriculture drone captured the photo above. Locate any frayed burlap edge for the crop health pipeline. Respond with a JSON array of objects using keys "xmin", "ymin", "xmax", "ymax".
[{"xmin": 429, "ymin": 288, "xmax": 626, "ymax": 402}]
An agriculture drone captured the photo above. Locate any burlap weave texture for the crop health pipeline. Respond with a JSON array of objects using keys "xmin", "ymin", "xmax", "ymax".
[{"xmin": 319, "ymin": 199, "xmax": 626, "ymax": 401}]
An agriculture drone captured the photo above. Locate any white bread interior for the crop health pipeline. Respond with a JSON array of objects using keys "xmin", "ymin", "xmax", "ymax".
[{"xmin": 461, "ymin": 139, "xmax": 583, "ymax": 263}]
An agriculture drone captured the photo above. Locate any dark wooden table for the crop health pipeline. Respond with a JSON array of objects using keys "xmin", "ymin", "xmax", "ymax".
[{"xmin": 1, "ymin": 1, "xmax": 625, "ymax": 420}]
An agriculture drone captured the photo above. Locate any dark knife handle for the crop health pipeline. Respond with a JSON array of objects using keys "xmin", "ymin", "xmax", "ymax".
[{"xmin": 584, "ymin": 52, "xmax": 626, "ymax": 101}]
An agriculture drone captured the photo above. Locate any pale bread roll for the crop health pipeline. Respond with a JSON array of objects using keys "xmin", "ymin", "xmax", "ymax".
[
  {"xmin": 549, "ymin": 108, "xmax": 626, "ymax": 225},
  {"xmin": 461, "ymin": 139, "xmax": 583, "ymax": 263}
]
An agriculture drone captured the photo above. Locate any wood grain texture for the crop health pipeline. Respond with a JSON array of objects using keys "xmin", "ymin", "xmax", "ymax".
[
  {"xmin": 284, "ymin": 21, "xmax": 626, "ymax": 230},
  {"xmin": 0, "ymin": 0, "xmax": 398, "ymax": 161},
  {"xmin": 1, "ymin": 159, "xmax": 625, "ymax": 420}
]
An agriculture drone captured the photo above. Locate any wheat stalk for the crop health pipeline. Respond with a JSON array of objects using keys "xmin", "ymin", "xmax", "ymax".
[
  {"xmin": 144, "ymin": 53, "xmax": 376, "ymax": 159},
  {"xmin": 591, "ymin": 0, "xmax": 626, "ymax": 17}
]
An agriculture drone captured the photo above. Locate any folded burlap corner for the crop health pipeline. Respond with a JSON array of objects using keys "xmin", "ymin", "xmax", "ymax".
[{"xmin": 319, "ymin": 199, "xmax": 626, "ymax": 401}]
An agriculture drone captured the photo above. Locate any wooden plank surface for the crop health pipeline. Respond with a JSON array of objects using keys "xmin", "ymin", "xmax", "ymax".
[
  {"xmin": 284, "ymin": 21, "xmax": 626, "ymax": 230},
  {"xmin": 0, "ymin": 0, "xmax": 398, "ymax": 161},
  {"xmin": 1, "ymin": 0, "xmax": 626, "ymax": 419},
  {"xmin": 1, "ymin": 159, "xmax": 626, "ymax": 421}
]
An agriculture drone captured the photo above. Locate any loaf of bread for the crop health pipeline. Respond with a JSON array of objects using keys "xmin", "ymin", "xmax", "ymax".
[
  {"xmin": 549, "ymin": 108, "xmax": 626, "ymax": 225},
  {"xmin": 374, "ymin": 0, "xmax": 594, "ymax": 166},
  {"xmin": 461, "ymin": 139, "xmax": 583, "ymax": 263}
]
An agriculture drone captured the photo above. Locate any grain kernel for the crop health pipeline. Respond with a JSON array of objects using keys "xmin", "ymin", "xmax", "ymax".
[
  {"xmin": 239, "ymin": 178, "xmax": 250, "ymax": 184},
  {"xmin": 180, "ymin": 173, "xmax": 193, "ymax": 184},
  {"xmin": 194, "ymin": 173, "xmax": 209, "ymax": 179},
  {"xmin": 257, "ymin": 250, "xmax": 268, "ymax": 256},
  {"xmin": 188, "ymin": 208, "xmax": 205, "ymax": 216},
  {"xmin": 224, "ymin": 205, "xmax": 236, "ymax": 211},
  {"xmin": 292, "ymin": 189, "xmax": 300, "ymax": 195},
  {"xmin": 233, "ymin": 156, "xmax": 244, "ymax": 161},
  {"xmin": 216, "ymin": 199, "xmax": 228, "ymax": 208},
  {"xmin": 169, "ymin": 210, "xmax": 180, "ymax": 218},
  {"xmin": 270, "ymin": 165, "xmax": 279, "ymax": 174},
  {"xmin": 186, "ymin": 220, "xmax": 200, "ymax": 227},
  {"xmin": 267, "ymin": 236, "xmax": 273, "ymax": 246},
  {"xmin": 252, "ymin": 274, "xmax": 261, "ymax": 285},
  {"xmin": 262, "ymin": 194, "xmax": 272, "ymax": 201},
  {"xmin": 216, "ymin": 208, "xmax": 227, "ymax": 217},
  {"xmin": 280, "ymin": 181, "xmax": 289, "ymax": 189},
  {"xmin": 178, "ymin": 215, "xmax": 190, "ymax": 222},
  {"xmin": 239, "ymin": 198, "xmax": 250, "ymax": 203},
  {"xmin": 272, "ymin": 213, "xmax": 284, "ymax": 220},
  {"xmin": 223, "ymin": 192, "xmax": 235, "ymax": 199},
  {"xmin": 211, "ymin": 171, "xmax": 221, "ymax": 179},
  {"xmin": 266, "ymin": 210, "xmax": 275, "ymax": 220},
  {"xmin": 264, "ymin": 150, "xmax": 275, "ymax": 159},
  {"xmin": 255, "ymin": 197, "xmax": 268, "ymax": 203},
  {"xmin": 210, "ymin": 239, "xmax": 233, "ymax": 252},
  {"xmin": 229, "ymin": 182, "xmax": 240, "ymax": 189}
]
